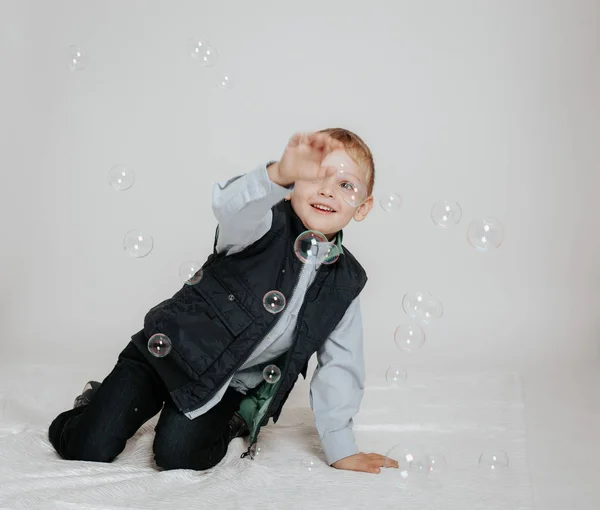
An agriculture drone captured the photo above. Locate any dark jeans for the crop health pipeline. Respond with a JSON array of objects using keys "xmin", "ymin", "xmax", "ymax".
[{"xmin": 48, "ymin": 341, "xmax": 246, "ymax": 471}]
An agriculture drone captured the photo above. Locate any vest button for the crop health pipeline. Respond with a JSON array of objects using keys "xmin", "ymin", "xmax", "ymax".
[
  {"xmin": 281, "ymin": 269, "xmax": 285, "ymax": 273},
  {"xmin": 228, "ymin": 294, "xmax": 235, "ymax": 301}
]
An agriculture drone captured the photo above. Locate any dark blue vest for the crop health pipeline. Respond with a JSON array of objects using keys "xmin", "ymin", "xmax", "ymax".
[{"xmin": 130, "ymin": 200, "xmax": 367, "ymax": 426}]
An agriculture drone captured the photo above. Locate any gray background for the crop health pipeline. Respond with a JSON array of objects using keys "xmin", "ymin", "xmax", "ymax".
[{"xmin": 1, "ymin": 0, "xmax": 599, "ymax": 375}]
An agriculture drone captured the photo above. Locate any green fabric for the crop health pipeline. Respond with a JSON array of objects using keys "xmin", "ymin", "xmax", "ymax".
[
  {"xmin": 334, "ymin": 230, "xmax": 344, "ymax": 254},
  {"xmin": 236, "ymin": 351, "xmax": 287, "ymax": 443}
]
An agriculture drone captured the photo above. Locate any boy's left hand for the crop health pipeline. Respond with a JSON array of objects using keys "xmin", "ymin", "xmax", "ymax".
[{"xmin": 331, "ymin": 452, "xmax": 399, "ymax": 474}]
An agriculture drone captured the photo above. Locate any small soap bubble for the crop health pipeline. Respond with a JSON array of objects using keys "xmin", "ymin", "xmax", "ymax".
[
  {"xmin": 301, "ymin": 458, "xmax": 320, "ymax": 471},
  {"xmin": 263, "ymin": 291, "xmax": 286, "ymax": 314},
  {"xmin": 384, "ymin": 446, "xmax": 431, "ymax": 480},
  {"xmin": 394, "ymin": 323, "xmax": 426, "ymax": 353},
  {"xmin": 467, "ymin": 218, "xmax": 504, "ymax": 252},
  {"xmin": 187, "ymin": 38, "xmax": 218, "ymax": 66},
  {"xmin": 386, "ymin": 367, "xmax": 407, "ymax": 386},
  {"xmin": 249, "ymin": 443, "xmax": 262, "ymax": 459},
  {"xmin": 294, "ymin": 230, "xmax": 329, "ymax": 264},
  {"xmin": 402, "ymin": 291, "xmax": 443, "ymax": 323},
  {"xmin": 68, "ymin": 45, "xmax": 88, "ymax": 71},
  {"xmin": 148, "ymin": 333, "xmax": 172, "ymax": 358},
  {"xmin": 431, "ymin": 201, "xmax": 462, "ymax": 227},
  {"xmin": 478, "ymin": 450, "xmax": 509, "ymax": 471},
  {"xmin": 262, "ymin": 364, "xmax": 281, "ymax": 384},
  {"xmin": 427, "ymin": 454, "xmax": 448, "ymax": 477},
  {"xmin": 320, "ymin": 242, "xmax": 340, "ymax": 264},
  {"xmin": 179, "ymin": 262, "xmax": 203, "ymax": 285},
  {"xmin": 218, "ymin": 74, "xmax": 233, "ymax": 90},
  {"xmin": 123, "ymin": 230, "xmax": 154, "ymax": 258},
  {"xmin": 380, "ymin": 193, "xmax": 402, "ymax": 212},
  {"xmin": 108, "ymin": 165, "xmax": 135, "ymax": 191}
]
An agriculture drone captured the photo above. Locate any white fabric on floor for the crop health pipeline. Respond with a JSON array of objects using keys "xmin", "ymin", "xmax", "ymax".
[{"xmin": 0, "ymin": 364, "xmax": 534, "ymax": 509}]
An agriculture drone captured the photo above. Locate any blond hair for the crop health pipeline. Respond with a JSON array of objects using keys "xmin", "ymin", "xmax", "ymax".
[{"xmin": 318, "ymin": 127, "xmax": 375, "ymax": 196}]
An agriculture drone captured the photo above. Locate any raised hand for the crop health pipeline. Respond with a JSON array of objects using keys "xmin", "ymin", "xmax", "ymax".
[{"xmin": 268, "ymin": 132, "xmax": 344, "ymax": 187}]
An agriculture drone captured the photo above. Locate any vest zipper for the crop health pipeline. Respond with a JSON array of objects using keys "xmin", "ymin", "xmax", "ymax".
[
  {"xmin": 241, "ymin": 262, "xmax": 321, "ymax": 459},
  {"xmin": 188, "ymin": 262, "xmax": 304, "ymax": 421}
]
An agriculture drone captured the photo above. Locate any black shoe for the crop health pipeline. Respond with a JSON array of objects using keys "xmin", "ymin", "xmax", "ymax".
[
  {"xmin": 227, "ymin": 411, "xmax": 249, "ymax": 442},
  {"xmin": 73, "ymin": 381, "xmax": 101, "ymax": 408}
]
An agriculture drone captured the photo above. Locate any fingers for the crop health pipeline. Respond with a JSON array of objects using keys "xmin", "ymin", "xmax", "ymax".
[
  {"xmin": 316, "ymin": 165, "xmax": 336, "ymax": 181},
  {"xmin": 288, "ymin": 133, "xmax": 302, "ymax": 147},
  {"xmin": 350, "ymin": 462, "xmax": 380, "ymax": 474},
  {"xmin": 307, "ymin": 132, "xmax": 342, "ymax": 156},
  {"xmin": 290, "ymin": 132, "xmax": 343, "ymax": 156},
  {"xmin": 307, "ymin": 132, "xmax": 327, "ymax": 152},
  {"xmin": 368, "ymin": 453, "xmax": 399, "ymax": 468},
  {"xmin": 326, "ymin": 137, "xmax": 344, "ymax": 154}
]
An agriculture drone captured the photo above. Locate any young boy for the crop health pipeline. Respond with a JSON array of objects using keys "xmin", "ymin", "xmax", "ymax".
[{"xmin": 48, "ymin": 128, "xmax": 398, "ymax": 475}]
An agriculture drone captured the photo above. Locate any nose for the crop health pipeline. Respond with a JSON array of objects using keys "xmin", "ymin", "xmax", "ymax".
[{"xmin": 318, "ymin": 185, "xmax": 334, "ymax": 199}]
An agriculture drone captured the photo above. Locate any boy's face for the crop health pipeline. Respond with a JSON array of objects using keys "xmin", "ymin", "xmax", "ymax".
[{"xmin": 289, "ymin": 149, "xmax": 374, "ymax": 239}]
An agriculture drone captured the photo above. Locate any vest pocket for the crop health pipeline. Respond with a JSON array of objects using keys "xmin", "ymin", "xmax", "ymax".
[{"xmin": 191, "ymin": 270, "xmax": 256, "ymax": 338}]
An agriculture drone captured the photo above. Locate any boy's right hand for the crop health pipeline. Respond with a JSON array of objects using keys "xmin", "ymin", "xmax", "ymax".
[{"xmin": 268, "ymin": 132, "xmax": 344, "ymax": 187}]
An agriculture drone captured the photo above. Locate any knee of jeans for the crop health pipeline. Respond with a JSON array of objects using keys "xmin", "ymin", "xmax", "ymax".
[
  {"xmin": 153, "ymin": 436, "xmax": 220, "ymax": 471},
  {"xmin": 49, "ymin": 418, "xmax": 120, "ymax": 463},
  {"xmin": 62, "ymin": 437, "xmax": 119, "ymax": 463}
]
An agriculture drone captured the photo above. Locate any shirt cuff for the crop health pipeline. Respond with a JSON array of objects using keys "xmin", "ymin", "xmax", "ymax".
[
  {"xmin": 263, "ymin": 161, "xmax": 295, "ymax": 192},
  {"xmin": 320, "ymin": 428, "xmax": 359, "ymax": 466}
]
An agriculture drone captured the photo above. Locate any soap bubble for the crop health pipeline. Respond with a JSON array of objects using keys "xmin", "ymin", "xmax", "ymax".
[
  {"xmin": 336, "ymin": 168, "xmax": 368, "ymax": 207},
  {"xmin": 467, "ymin": 218, "xmax": 504, "ymax": 252},
  {"xmin": 478, "ymin": 450, "xmax": 509, "ymax": 471},
  {"xmin": 315, "ymin": 159, "xmax": 367, "ymax": 207},
  {"xmin": 402, "ymin": 291, "xmax": 444, "ymax": 323},
  {"xmin": 148, "ymin": 333, "xmax": 172, "ymax": 358},
  {"xmin": 294, "ymin": 230, "xmax": 330, "ymax": 264},
  {"xmin": 108, "ymin": 165, "xmax": 135, "ymax": 191},
  {"xmin": 217, "ymin": 74, "xmax": 233, "ymax": 90},
  {"xmin": 179, "ymin": 262, "xmax": 203, "ymax": 285},
  {"xmin": 187, "ymin": 38, "xmax": 218, "ymax": 66},
  {"xmin": 431, "ymin": 201, "xmax": 462, "ymax": 227},
  {"xmin": 263, "ymin": 291, "xmax": 286, "ymax": 314},
  {"xmin": 394, "ymin": 323, "xmax": 426, "ymax": 353},
  {"xmin": 380, "ymin": 193, "xmax": 402, "ymax": 212},
  {"xmin": 386, "ymin": 367, "xmax": 407, "ymax": 386},
  {"xmin": 123, "ymin": 230, "xmax": 154, "ymax": 258},
  {"xmin": 321, "ymin": 243, "xmax": 340, "ymax": 264},
  {"xmin": 262, "ymin": 364, "xmax": 281, "ymax": 384},
  {"xmin": 384, "ymin": 446, "xmax": 431, "ymax": 480},
  {"xmin": 68, "ymin": 45, "xmax": 88, "ymax": 71},
  {"xmin": 301, "ymin": 457, "xmax": 321, "ymax": 471},
  {"xmin": 427, "ymin": 454, "xmax": 448, "ymax": 477},
  {"xmin": 249, "ymin": 443, "xmax": 262, "ymax": 459}
]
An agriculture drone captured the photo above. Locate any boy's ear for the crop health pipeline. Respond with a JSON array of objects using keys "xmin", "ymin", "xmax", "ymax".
[{"xmin": 353, "ymin": 196, "xmax": 374, "ymax": 222}]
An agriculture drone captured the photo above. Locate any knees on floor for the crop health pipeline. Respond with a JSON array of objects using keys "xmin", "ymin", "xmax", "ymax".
[{"xmin": 153, "ymin": 438, "xmax": 223, "ymax": 471}]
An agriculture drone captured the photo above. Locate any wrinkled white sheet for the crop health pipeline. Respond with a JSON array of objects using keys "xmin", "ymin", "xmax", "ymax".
[{"xmin": 0, "ymin": 365, "xmax": 532, "ymax": 509}]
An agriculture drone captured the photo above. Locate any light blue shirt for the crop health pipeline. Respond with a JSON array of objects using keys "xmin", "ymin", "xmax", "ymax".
[{"xmin": 185, "ymin": 163, "xmax": 366, "ymax": 465}]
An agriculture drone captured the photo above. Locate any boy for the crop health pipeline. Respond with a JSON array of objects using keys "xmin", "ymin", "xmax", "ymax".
[{"xmin": 48, "ymin": 129, "xmax": 398, "ymax": 475}]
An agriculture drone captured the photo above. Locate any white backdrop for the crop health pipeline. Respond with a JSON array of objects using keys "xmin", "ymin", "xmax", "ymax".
[{"xmin": 1, "ymin": 0, "xmax": 600, "ymax": 376}]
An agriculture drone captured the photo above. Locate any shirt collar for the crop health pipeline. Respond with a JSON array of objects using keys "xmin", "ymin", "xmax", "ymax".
[{"xmin": 333, "ymin": 230, "xmax": 344, "ymax": 255}]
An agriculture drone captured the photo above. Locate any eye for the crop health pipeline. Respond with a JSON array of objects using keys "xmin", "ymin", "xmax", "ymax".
[{"xmin": 339, "ymin": 180, "xmax": 356, "ymax": 191}]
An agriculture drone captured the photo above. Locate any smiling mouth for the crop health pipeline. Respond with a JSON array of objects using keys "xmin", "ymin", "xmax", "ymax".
[{"xmin": 311, "ymin": 203, "xmax": 336, "ymax": 214}]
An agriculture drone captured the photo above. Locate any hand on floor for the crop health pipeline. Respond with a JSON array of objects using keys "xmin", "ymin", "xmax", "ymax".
[{"xmin": 331, "ymin": 452, "xmax": 399, "ymax": 474}]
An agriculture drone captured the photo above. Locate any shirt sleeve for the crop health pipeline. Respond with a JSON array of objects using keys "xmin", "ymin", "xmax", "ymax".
[
  {"xmin": 212, "ymin": 162, "xmax": 292, "ymax": 256},
  {"xmin": 309, "ymin": 296, "xmax": 365, "ymax": 465}
]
